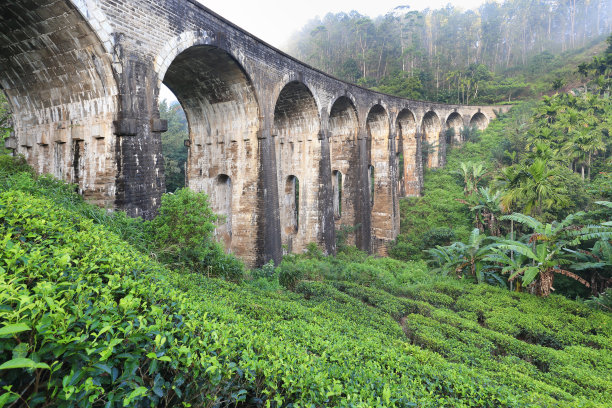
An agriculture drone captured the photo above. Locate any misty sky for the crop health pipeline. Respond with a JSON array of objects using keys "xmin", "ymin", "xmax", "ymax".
[
  {"xmin": 161, "ymin": 0, "xmax": 491, "ymax": 101},
  {"xmin": 199, "ymin": 0, "xmax": 491, "ymax": 49}
]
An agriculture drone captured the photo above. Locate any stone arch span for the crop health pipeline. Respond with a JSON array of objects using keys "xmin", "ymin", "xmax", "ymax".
[
  {"xmin": 273, "ymin": 80, "xmax": 321, "ymax": 253},
  {"xmin": 366, "ymin": 104, "xmax": 394, "ymax": 255},
  {"xmin": 446, "ymin": 112, "xmax": 464, "ymax": 145},
  {"xmin": 421, "ymin": 111, "xmax": 442, "ymax": 168},
  {"xmin": 162, "ymin": 44, "xmax": 261, "ymax": 266},
  {"xmin": 0, "ymin": 0, "xmax": 119, "ymax": 208},
  {"xmin": 470, "ymin": 111, "xmax": 488, "ymax": 130},
  {"xmin": 328, "ymin": 95, "xmax": 359, "ymax": 245},
  {"xmin": 396, "ymin": 109, "xmax": 418, "ymax": 197}
]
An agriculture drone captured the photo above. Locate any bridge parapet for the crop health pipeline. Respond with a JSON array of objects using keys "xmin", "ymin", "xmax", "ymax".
[{"xmin": 0, "ymin": 0, "xmax": 511, "ymax": 265}]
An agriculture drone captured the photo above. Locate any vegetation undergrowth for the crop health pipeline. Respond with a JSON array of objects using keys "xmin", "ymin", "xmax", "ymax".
[{"xmin": 1, "ymin": 156, "xmax": 611, "ymax": 407}]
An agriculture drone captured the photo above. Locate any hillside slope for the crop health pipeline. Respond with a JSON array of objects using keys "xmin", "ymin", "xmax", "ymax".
[{"xmin": 0, "ymin": 160, "xmax": 610, "ymax": 407}]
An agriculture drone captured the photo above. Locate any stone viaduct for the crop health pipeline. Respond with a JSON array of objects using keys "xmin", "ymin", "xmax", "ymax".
[{"xmin": 0, "ymin": 0, "xmax": 509, "ymax": 266}]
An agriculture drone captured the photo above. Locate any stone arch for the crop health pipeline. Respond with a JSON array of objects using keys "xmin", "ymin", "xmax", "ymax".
[
  {"xmin": 272, "ymin": 75, "xmax": 321, "ymax": 117},
  {"xmin": 273, "ymin": 81, "xmax": 321, "ymax": 253},
  {"xmin": 154, "ymin": 30, "xmax": 216, "ymax": 87},
  {"xmin": 0, "ymin": 0, "xmax": 119, "ymax": 208},
  {"xmin": 366, "ymin": 104, "xmax": 394, "ymax": 255},
  {"xmin": 446, "ymin": 111, "xmax": 464, "ymax": 145},
  {"xmin": 328, "ymin": 95, "xmax": 359, "ymax": 243},
  {"xmin": 421, "ymin": 111, "xmax": 442, "ymax": 168},
  {"xmin": 162, "ymin": 44, "xmax": 261, "ymax": 266},
  {"xmin": 70, "ymin": 0, "xmax": 115, "ymax": 55},
  {"xmin": 396, "ymin": 109, "xmax": 417, "ymax": 197},
  {"xmin": 470, "ymin": 111, "xmax": 488, "ymax": 130}
]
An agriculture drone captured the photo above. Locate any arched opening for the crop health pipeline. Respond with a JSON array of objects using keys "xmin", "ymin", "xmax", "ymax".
[
  {"xmin": 470, "ymin": 112, "xmax": 488, "ymax": 130},
  {"xmin": 0, "ymin": 0, "xmax": 118, "ymax": 208},
  {"xmin": 332, "ymin": 170, "xmax": 343, "ymax": 219},
  {"xmin": 285, "ymin": 175, "xmax": 300, "ymax": 235},
  {"xmin": 446, "ymin": 112, "xmax": 463, "ymax": 145},
  {"xmin": 366, "ymin": 104, "xmax": 389, "ymax": 207},
  {"xmin": 162, "ymin": 44, "xmax": 260, "ymax": 265},
  {"xmin": 158, "ymin": 88, "xmax": 188, "ymax": 193},
  {"xmin": 422, "ymin": 111, "xmax": 441, "ymax": 168},
  {"xmin": 366, "ymin": 105, "xmax": 390, "ymax": 206},
  {"xmin": 329, "ymin": 96, "xmax": 359, "ymax": 242},
  {"xmin": 396, "ymin": 109, "xmax": 417, "ymax": 197},
  {"xmin": 274, "ymin": 81, "xmax": 319, "ymax": 253},
  {"xmin": 212, "ymin": 174, "xmax": 232, "ymax": 249}
]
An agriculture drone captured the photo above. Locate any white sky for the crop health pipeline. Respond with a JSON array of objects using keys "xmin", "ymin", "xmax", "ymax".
[
  {"xmin": 161, "ymin": 0, "xmax": 491, "ymax": 101},
  {"xmin": 199, "ymin": 0, "xmax": 492, "ymax": 49}
]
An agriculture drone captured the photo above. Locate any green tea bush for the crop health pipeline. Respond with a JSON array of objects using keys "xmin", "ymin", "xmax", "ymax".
[
  {"xmin": 1, "ymin": 158, "xmax": 611, "ymax": 407},
  {"xmin": 0, "ymin": 190, "xmax": 543, "ymax": 407},
  {"xmin": 0, "ymin": 158, "xmax": 245, "ymax": 281}
]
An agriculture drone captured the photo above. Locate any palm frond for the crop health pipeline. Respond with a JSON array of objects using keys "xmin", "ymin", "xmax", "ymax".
[{"xmin": 501, "ymin": 213, "xmax": 542, "ymax": 230}]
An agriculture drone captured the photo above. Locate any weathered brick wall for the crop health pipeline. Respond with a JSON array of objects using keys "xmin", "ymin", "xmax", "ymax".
[
  {"xmin": 1, "ymin": 0, "xmax": 511, "ymax": 266},
  {"xmin": 0, "ymin": 0, "xmax": 119, "ymax": 208},
  {"xmin": 273, "ymin": 81, "xmax": 322, "ymax": 254}
]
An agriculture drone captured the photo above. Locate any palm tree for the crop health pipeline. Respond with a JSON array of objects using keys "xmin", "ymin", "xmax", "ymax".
[{"xmin": 499, "ymin": 158, "xmax": 570, "ymax": 219}]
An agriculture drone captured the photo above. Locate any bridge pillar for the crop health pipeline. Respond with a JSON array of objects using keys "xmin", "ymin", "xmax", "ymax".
[
  {"xmin": 367, "ymin": 105, "xmax": 396, "ymax": 255},
  {"xmin": 113, "ymin": 49, "xmax": 165, "ymax": 219},
  {"xmin": 318, "ymin": 125, "xmax": 337, "ymax": 256},
  {"xmin": 356, "ymin": 125, "xmax": 372, "ymax": 253},
  {"xmin": 257, "ymin": 122, "xmax": 283, "ymax": 266}
]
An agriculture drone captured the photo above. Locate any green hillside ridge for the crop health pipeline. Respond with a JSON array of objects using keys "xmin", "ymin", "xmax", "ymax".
[{"xmin": 0, "ymin": 156, "xmax": 611, "ymax": 407}]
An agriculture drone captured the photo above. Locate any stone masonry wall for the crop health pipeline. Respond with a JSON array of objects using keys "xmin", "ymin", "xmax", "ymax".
[{"xmin": 1, "ymin": 0, "xmax": 511, "ymax": 266}]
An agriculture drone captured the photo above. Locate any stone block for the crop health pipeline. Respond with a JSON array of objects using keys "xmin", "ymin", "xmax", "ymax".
[
  {"xmin": 113, "ymin": 118, "xmax": 138, "ymax": 136},
  {"xmin": 151, "ymin": 118, "xmax": 168, "ymax": 132}
]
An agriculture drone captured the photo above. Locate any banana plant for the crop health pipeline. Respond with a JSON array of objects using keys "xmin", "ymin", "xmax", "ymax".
[
  {"xmin": 425, "ymin": 228, "xmax": 498, "ymax": 283},
  {"xmin": 491, "ymin": 212, "xmax": 611, "ymax": 296}
]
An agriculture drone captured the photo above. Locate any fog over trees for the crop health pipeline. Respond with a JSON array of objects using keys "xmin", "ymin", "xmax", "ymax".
[{"xmin": 286, "ymin": 0, "xmax": 611, "ymax": 103}]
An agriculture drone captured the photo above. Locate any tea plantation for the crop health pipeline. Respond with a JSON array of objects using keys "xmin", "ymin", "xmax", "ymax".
[{"xmin": 0, "ymin": 161, "xmax": 611, "ymax": 407}]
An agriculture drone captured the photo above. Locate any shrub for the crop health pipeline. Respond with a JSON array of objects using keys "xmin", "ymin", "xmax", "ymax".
[
  {"xmin": 148, "ymin": 188, "xmax": 217, "ymax": 259},
  {"xmin": 422, "ymin": 227, "xmax": 456, "ymax": 248},
  {"xmin": 278, "ymin": 260, "xmax": 305, "ymax": 290},
  {"xmin": 147, "ymin": 188, "xmax": 244, "ymax": 280}
]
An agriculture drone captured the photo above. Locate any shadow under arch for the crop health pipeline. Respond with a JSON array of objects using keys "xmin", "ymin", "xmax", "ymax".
[
  {"xmin": 470, "ymin": 111, "xmax": 488, "ymax": 130},
  {"xmin": 273, "ymin": 80, "xmax": 321, "ymax": 254},
  {"xmin": 162, "ymin": 44, "xmax": 261, "ymax": 266},
  {"xmin": 446, "ymin": 111, "xmax": 464, "ymax": 145},
  {"xmin": 0, "ymin": 0, "xmax": 119, "ymax": 209}
]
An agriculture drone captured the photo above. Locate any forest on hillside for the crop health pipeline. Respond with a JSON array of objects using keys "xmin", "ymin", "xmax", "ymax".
[{"xmin": 286, "ymin": 0, "xmax": 611, "ymax": 103}]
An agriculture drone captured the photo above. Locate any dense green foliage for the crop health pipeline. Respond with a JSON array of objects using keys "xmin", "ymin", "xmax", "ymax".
[
  {"xmin": 1, "ymin": 158, "xmax": 610, "ymax": 407},
  {"xmin": 287, "ymin": 1, "xmax": 610, "ymax": 103},
  {"xmin": 159, "ymin": 100, "xmax": 188, "ymax": 192},
  {"xmin": 0, "ymin": 93, "xmax": 10, "ymax": 144},
  {"xmin": 149, "ymin": 188, "xmax": 244, "ymax": 281}
]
